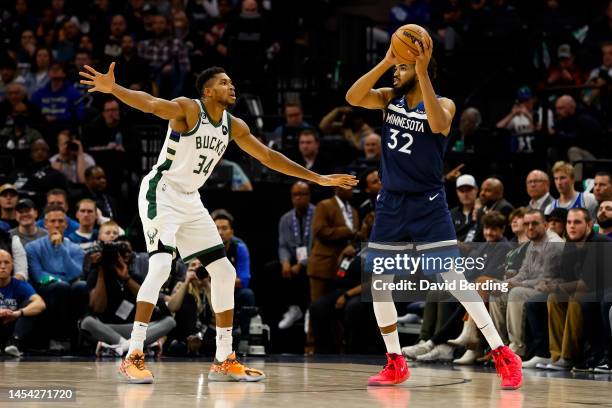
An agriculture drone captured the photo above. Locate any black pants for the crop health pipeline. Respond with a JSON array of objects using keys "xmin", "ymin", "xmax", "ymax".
[
  {"xmin": 258, "ymin": 261, "xmax": 309, "ymax": 326},
  {"xmin": 525, "ymin": 292, "xmax": 550, "ymax": 359},
  {"xmin": 581, "ymin": 299, "xmax": 612, "ymax": 362},
  {"xmin": 0, "ymin": 315, "xmax": 36, "ymax": 345},
  {"xmin": 37, "ymin": 280, "xmax": 89, "ymax": 342},
  {"xmin": 430, "ymin": 302, "xmax": 464, "ymax": 345},
  {"xmin": 172, "ymin": 293, "xmax": 200, "ymax": 341}
]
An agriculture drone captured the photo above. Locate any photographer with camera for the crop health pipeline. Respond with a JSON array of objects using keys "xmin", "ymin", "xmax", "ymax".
[
  {"xmin": 81, "ymin": 237, "xmax": 175, "ymax": 357},
  {"xmin": 165, "ymin": 259, "xmax": 214, "ymax": 355},
  {"xmin": 49, "ymin": 130, "xmax": 95, "ymax": 185}
]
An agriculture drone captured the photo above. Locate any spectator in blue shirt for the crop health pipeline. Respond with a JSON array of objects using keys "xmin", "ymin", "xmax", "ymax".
[
  {"xmin": 36, "ymin": 189, "xmax": 79, "ymax": 236},
  {"xmin": 0, "ymin": 249, "xmax": 46, "ymax": 357},
  {"xmin": 212, "ymin": 209, "xmax": 255, "ymax": 347},
  {"xmin": 388, "ymin": 0, "xmax": 432, "ymax": 34},
  {"xmin": 67, "ymin": 199, "xmax": 98, "ymax": 250},
  {"xmin": 26, "ymin": 204, "xmax": 87, "ymax": 351},
  {"xmin": 31, "ymin": 62, "xmax": 85, "ymax": 126}
]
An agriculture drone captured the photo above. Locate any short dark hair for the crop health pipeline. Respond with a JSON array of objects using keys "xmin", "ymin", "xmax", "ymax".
[
  {"xmin": 211, "ymin": 208, "xmax": 234, "ymax": 228},
  {"xmin": 49, "ymin": 61, "xmax": 66, "ymax": 73},
  {"xmin": 525, "ymin": 209, "xmax": 546, "ymax": 222},
  {"xmin": 47, "ymin": 188, "xmax": 68, "ymax": 200},
  {"xmin": 298, "ymin": 127, "xmax": 319, "ymax": 142},
  {"xmin": 568, "ymin": 207, "xmax": 591, "ymax": 223},
  {"xmin": 195, "ymin": 67, "xmax": 226, "ymax": 96},
  {"xmin": 284, "ymin": 101, "xmax": 302, "ymax": 111},
  {"xmin": 508, "ymin": 207, "xmax": 528, "ymax": 223},
  {"xmin": 44, "ymin": 204, "xmax": 66, "ymax": 216},
  {"xmin": 359, "ymin": 167, "xmax": 378, "ymax": 190},
  {"xmin": 84, "ymin": 165, "xmax": 103, "ymax": 179},
  {"xmin": 481, "ymin": 210, "xmax": 506, "ymax": 229},
  {"xmin": 595, "ymin": 171, "xmax": 611, "ymax": 182}
]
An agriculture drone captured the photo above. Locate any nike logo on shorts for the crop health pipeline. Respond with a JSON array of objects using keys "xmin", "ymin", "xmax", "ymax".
[{"xmin": 429, "ymin": 193, "xmax": 439, "ymax": 201}]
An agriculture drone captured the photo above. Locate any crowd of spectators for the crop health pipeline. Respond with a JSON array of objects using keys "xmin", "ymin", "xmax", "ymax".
[{"xmin": 0, "ymin": 0, "xmax": 611, "ymax": 372}]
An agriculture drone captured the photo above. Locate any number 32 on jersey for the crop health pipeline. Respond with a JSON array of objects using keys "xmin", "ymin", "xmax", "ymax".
[{"xmin": 387, "ymin": 129, "xmax": 414, "ymax": 154}]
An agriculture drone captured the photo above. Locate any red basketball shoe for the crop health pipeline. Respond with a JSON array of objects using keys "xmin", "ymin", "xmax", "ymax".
[
  {"xmin": 492, "ymin": 345, "xmax": 523, "ymax": 390},
  {"xmin": 368, "ymin": 353, "xmax": 410, "ymax": 386}
]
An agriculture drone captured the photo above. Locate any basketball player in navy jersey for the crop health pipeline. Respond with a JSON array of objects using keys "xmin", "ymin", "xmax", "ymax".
[{"xmin": 346, "ymin": 38, "xmax": 523, "ymax": 389}]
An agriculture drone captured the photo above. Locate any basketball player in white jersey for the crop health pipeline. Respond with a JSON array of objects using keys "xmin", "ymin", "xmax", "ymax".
[{"xmin": 80, "ymin": 64, "xmax": 357, "ymax": 384}]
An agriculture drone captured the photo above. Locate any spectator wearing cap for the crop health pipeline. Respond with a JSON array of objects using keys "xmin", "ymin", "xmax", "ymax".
[
  {"xmin": 496, "ymin": 86, "xmax": 552, "ymax": 153},
  {"xmin": 593, "ymin": 172, "xmax": 612, "ymax": 204},
  {"xmin": 0, "ymin": 184, "xmax": 19, "ymax": 229},
  {"xmin": 546, "ymin": 44, "xmax": 586, "ymax": 87},
  {"xmin": 26, "ymin": 204, "xmax": 87, "ymax": 350},
  {"xmin": 36, "ymin": 189, "xmax": 80, "ymax": 236},
  {"xmin": 547, "ymin": 208, "xmax": 568, "ymax": 240},
  {"xmin": 67, "ymin": 199, "xmax": 98, "ymax": 250},
  {"xmin": 0, "ymin": 249, "xmax": 46, "ymax": 357},
  {"xmin": 10, "ymin": 199, "xmax": 47, "ymax": 246},
  {"xmin": 546, "ymin": 161, "xmax": 599, "ymax": 219},
  {"xmin": 450, "ymin": 175, "xmax": 479, "ymax": 242},
  {"xmin": 526, "ymin": 170, "xmax": 553, "ymax": 212},
  {"xmin": 597, "ymin": 200, "xmax": 612, "ymax": 238},
  {"xmin": 7, "ymin": 139, "xmax": 69, "ymax": 203}
]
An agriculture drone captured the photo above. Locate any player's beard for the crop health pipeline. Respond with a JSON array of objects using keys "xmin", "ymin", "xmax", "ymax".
[{"xmin": 393, "ymin": 77, "xmax": 416, "ymax": 97}]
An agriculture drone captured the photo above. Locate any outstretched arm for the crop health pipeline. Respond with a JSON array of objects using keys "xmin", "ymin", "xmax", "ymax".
[
  {"xmin": 231, "ymin": 116, "xmax": 357, "ymax": 189},
  {"xmin": 345, "ymin": 47, "xmax": 396, "ymax": 109},
  {"xmin": 413, "ymin": 39, "xmax": 456, "ymax": 135},
  {"xmin": 79, "ymin": 62, "xmax": 189, "ymax": 123}
]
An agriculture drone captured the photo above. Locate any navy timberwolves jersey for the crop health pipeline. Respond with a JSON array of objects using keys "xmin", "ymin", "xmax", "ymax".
[{"xmin": 380, "ymin": 95, "xmax": 449, "ymax": 193}]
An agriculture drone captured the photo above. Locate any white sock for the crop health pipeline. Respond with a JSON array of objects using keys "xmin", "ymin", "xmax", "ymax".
[
  {"xmin": 381, "ymin": 329, "xmax": 402, "ymax": 355},
  {"xmin": 215, "ymin": 326, "xmax": 233, "ymax": 362},
  {"xmin": 462, "ymin": 301, "xmax": 504, "ymax": 350},
  {"xmin": 127, "ymin": 321, "xmax": 148, "ymax": 357},
  {"xmin": 119, "ymin": 337, "xmax": 130, "ymax": 353}
]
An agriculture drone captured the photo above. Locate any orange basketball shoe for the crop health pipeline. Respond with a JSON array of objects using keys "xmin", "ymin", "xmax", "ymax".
[
  {"xmin": 367, "ymin": 353, "xmax": 410, "ymax": 386},
  {"xmin": 119, "ymin": 350, "xmax": 154, "ymax": 384},
  {"xmin": 492, "ymin": 345, "xmax": 523, "ymax": 390},
  {"xmin": 208, "ymin": 352, "xmax": 266, "ymax": 382}
]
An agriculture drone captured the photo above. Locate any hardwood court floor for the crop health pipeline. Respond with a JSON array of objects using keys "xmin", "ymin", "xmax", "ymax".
[{"xmin": 1, "ymin": 356, "xmax": 611, "ymax": 408}]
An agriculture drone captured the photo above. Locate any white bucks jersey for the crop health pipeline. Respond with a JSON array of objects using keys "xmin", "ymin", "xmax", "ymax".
[{"xmin": 148, "ymin": 99, "xmax": 231, "ymax": 193}]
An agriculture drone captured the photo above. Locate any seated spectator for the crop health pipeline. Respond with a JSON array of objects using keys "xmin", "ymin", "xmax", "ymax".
[
  {"xmin": 0, "ymin": 81, "xmax": 42, "ymax": 129},
  {"xmin": 388, "ymin": 0, "xmax": 431, "ymax": 33},
  {"xmin": 270, "ymin": 101, "xmax": 312, "ymax": 151},
  {"xmin": 583, "ymin": 42, "xmax": 612, "ymax": 113},
  {"xmin": 80, "ymin": 237, "xmax": 174, "ymax": 357},
  {"xmin": 10, "ymin": 199, "xmax": 47, "ymax": 247},
  {"xmin": 23, "ymin": 48, "xmax": 51, "ymax": 97},
  {"xmin": 217, "ymin": 159, "xmax": 253, "ymax": 191},
  {"xmin": 82, "ymin": 166, "xmax": 119, "ymax": 222},
  {"xmin": 50, "ymin": 130, "xmax": 95, "ymax": 185},
  {"xmin": 547, "ymin": 208, "xmax": 568, "ymax": 240},
  {"xmin": 35, "ymin": 189, "xmax": 79, "ymax": 236},
  {"xmin": 598, "ymin": 201, "xmax": 612, "ymax": 238},
  {"xmin": 98, "ymin": 220, "xmax": 121, "ymax": 243},
  {"xmin": 295, "ymin": 129, "xmax": 331, "ymax": 175},
  {"xmin": 471, "ymin": 177, "xmax": 514, "ymax": 241},
  {"xmin": 450, "ymin": 175, "xmax": 478, "ymax": 242},
  {"xmin": 102, "ymin": 15, "xmax": 128, "ymax": 62},
  {"xmin": 67, "ymin": 199, "xmax": 98, "ymax": 250},
  {"xmin": 83, "ymin": 99, "xmax": 127, "ymax": 152},
  {"xmin": 137, "ymin": 12, "xmax": 190, "ymax": 99},
  {"xmin": 0, "ymin": 221, "xmax": 27, "ymax": 281},
  {"xmin": 551, "ymin": 96, "xmax": 602, "ymax": 167},
  {"xmin": 544, "ymin": 208, "xmax": 612, "ymax": 371},
  {"xmin": 526, "ymin": 170, "xmax": 553, "ymax": 212},
  {"xmin": 546, "ymin": 44, "xmax": 586, "ymax": 87},
  {"xmin": 31, "ymin": 62, "xmax": 85, "ymax": 126},
  {"xmin": 212, "ymin": 210, "xmax": 256, "ymax": 349},
  {"xmin": 165, "ymin": 259, "xmax": 214, "ymax": 356},
  {"xmin": 276, "ymin": 182, "xmax": 314, "ymax": 330},
  {"xmin": 0, "ymin": 100, "xmax": 43, "ymax": 151},
  {"xmin": 26, "ymin": 204, "xmax": 88, "ymax": 351},
  {"xmin": 0, "ymin": 249, "xmax": 46, "ymax": 357},
  {"xmin": 8, "ymin": 139, "xmax": 69, "ymax": 204},
  {"xmin": 358, "ymin": 168, "xmax": 381, "ymax": 223},
  {"xmin": 594, "ymin": 171, "xmax": 612, "ymax": 204},
  {"xmin": 0, "ymin": 184, "xmax": 19, "ymax": 229},
  {"xmin": 508, "ymin": 207, "xmax": 529, "ymax": 243},
  {"xmin": 0, "ymin": 56, "xmax": 24, "ymax": 102},
  {"xmin": 489, "ymin": 210, "xmax": 564, "ymax": 358},
  {"xmin": 546, "ymin": 161, "xmax": 598, "ymax": 219},
  {"xmin": 114, "ymin": 34, "xmax": 151, "ymax": 91},
  {"xmin": 319, "ymin": 106, "xmax": 373, "ymax": 150},
  {"xmin": 349, "ymin": 133, "xmax": 381, "ymax": 171}
]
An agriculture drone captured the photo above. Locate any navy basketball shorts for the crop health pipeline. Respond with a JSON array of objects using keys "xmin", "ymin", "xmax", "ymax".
[{"xmin": 367, "ymin": 188, "xmax": 459, "ymax": 276}]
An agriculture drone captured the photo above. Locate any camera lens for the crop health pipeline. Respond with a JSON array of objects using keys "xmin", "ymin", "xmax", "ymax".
[{"xmin": 195, "ymin": 266, "xmax": 209, "ymax": 280}]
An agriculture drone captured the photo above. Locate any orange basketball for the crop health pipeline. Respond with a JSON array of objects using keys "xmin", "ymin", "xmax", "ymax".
[{"xmin": 391, "ymin": 24, "xmax": 432, "ymax": 63}]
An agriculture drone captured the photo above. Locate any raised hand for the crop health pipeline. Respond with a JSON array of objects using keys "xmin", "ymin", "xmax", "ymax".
[
  {"xmin": 413, "ymin": 33, "xmax": 433, "ymax": 78},
  {"xmin": 317, "ymin": 174, "xmax": 358, "ymax": 189},
  {"xmin": 79, "ymin": 62, "xmax": 116, "ymax": 93}
]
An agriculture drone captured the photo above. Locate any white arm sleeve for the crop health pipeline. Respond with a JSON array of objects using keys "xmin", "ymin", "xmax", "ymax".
[{"xmin": 11, "ymin": 235, "xmax": 28, "ymax": 280}]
